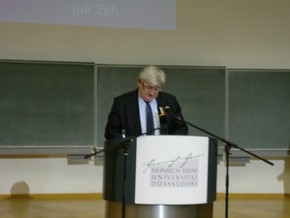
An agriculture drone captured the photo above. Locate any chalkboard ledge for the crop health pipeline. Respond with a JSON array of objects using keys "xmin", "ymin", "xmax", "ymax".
[
  {"xmin": 218, "ymin": 147, "xmax": 290, "ymax": 158},
  {"xmin": 0, "ymin": 146, "xmax": 93, "ymax": 155}
]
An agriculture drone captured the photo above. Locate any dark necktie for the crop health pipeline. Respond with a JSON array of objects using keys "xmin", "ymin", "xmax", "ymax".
[{"xmin": 145, "ymin": 101, "xmax": 154, "ymax": 135}]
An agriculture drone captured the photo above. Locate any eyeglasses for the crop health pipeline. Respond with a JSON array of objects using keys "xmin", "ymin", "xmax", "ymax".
[{"xmin": 142, "ymin": 81, "xmax": 161, "ymax": 92}]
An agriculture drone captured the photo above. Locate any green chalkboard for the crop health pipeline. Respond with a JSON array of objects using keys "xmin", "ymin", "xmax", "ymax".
[
  {"xmin": 3, "ymin": 61, "xmax": 288, "ymax": 156},
  {"xmin": 228, "ymin": 69, "xmax": 290, "ymax": 151},
  {"xmin": 96, "ymin": 65, "xmax": 226, "ymax": 147},
  {"xmin": 0, "ymin": 61, "xmax": 94, "ymax": 154}
]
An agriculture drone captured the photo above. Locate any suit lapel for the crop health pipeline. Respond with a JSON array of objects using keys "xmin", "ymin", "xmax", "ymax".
[{"xmin": 130, "ymin": 90, "xmax": 142, "ymax": 135}]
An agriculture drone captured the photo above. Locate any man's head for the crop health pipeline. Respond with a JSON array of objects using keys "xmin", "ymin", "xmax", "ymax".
[{"xmin": 138, "ymin": 66, "xmax": 166, "ymax": 102}]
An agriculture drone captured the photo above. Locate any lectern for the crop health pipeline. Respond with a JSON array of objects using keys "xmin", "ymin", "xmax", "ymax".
[{"xmin": 103, "ymin": 135, "xmax": 217, "ymax": 218}]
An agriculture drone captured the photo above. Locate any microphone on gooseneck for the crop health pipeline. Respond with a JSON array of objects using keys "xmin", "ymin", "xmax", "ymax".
[
  {"xmin": 158, "ymin": 105, "xmax": 168, "ymax": 135},
  {"xmin": 121, "ymin": 129, "xmax": 126, "ymax": 138},
  {"xmin": 164, "ymin": 106, "xmax": 172, "ymax": 115},
  {"xmin": 120, "ymin": 129, "xmax": 134, "ymax": 145},
  {"xmin": 164, "ymin": 106, "xmax": 182, "ymax": 121}
]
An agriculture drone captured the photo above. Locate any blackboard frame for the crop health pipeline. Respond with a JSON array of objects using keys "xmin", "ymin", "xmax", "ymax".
[
  {"xmin": 0, "ymin": 60, "xmax": 94, "ymax": 155},
  {"xmin": 227, "ymin": 69, "xmax": 290, "ymax": 157},
  {"xmin": 95, "ymin": 64, "xmax": 226, "ymax": 150},
  {"xmin": 96, "ymin": 65, "xmax": 290, "ymax": 158},
  {"xmin": 1, "ymin": 60, "xmax": 289, "ymax": 157}
]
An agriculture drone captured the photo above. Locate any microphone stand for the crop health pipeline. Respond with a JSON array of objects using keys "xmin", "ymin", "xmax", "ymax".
[
  {"xmin": 84, "ymin": 127, "xmax": 158, "ymax": 218},
  {"xmin": 84, "ymin": 137, "xmax": 134, "ymax": 218},
  {"xmin": 166, "ymin": 112, "xmax": 274, "ymax": 218}
]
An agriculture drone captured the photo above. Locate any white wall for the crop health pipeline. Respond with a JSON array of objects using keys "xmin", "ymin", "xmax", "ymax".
[
  {"xmin": 0, "ymin": 157, "xmax": 103, "ymax": 195},
  {"xmin": 0, "ymin": 157, "xmax": 289, "ymax": 195},
  {"xmin": 1, "ymin": 0, "xmax": 290, "ymax": 195},
  {"xmin": 217, "ymin": 159, "xmax": 290, "ymax": 194}
]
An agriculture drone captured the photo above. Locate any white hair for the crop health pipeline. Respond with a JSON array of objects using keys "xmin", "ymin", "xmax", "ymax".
[{"xmin": 138, "ymin": 65, "xmax": 166, "ymax": 87}]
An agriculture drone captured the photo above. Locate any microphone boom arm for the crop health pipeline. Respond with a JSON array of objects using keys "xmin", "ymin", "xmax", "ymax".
[{"xmin": 164, "ymin": 107, "xmax": 273, "ymax": 165}]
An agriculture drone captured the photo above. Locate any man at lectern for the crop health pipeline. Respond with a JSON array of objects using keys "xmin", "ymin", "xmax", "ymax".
[{"xmin": 105, "ymin": 65, "xmax": 188, "ymax": 139}]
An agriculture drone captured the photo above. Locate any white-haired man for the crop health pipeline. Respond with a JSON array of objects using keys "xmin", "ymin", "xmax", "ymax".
[{"xmin": 105, "ymin": 65, "xmax": 188, "ymax": 139}]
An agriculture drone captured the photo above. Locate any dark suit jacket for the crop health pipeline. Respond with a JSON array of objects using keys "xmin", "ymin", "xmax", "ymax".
[{"xmin": 105, "ymin": 89, "xmax": 188, "ymax": 139}]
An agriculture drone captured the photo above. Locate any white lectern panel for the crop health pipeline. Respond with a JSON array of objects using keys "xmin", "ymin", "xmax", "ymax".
[{"xmin": 135, "ymin": 135, "xmax": 209, "ymax": 205}]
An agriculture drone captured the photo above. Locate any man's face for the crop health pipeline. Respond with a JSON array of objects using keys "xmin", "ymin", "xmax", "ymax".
[{"xmin": 138, "ymin": 80, "xmax": 161, "ymax": 102}]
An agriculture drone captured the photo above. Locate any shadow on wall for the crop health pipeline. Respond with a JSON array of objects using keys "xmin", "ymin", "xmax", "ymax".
[
  {"xmin": 276, "ymin": 144, "xmax": 290, "ymax": 216},
  {"xmin": 10, "ymin": 181, "xmax": 30, "ymax": 197},
  {"xmin": 277, "ymin": 144, "xmax": 290, "ymax": 196},
  {"xmin": 8, "ymin": 181, "xmax": 31, "ymax": 217}
]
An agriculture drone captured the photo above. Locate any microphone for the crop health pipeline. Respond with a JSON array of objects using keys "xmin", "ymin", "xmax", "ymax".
[
  {"xmin": 158, "ymin": 106, "xmax": 168, "ymax": 134},
  {"xmin": 164, "ymin": 106, "xmax": 172, "ymax": 115},
  {"xmin": 121, "ymin": 129, "xmax": 126, "ymax": 138},
  {"xmin": 120, "ymin": 129, "xmax": 134, "ymax": 145},
  {"xmin": 164, "ymin": 106, "xmax": 182, "ymax": 121}
]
